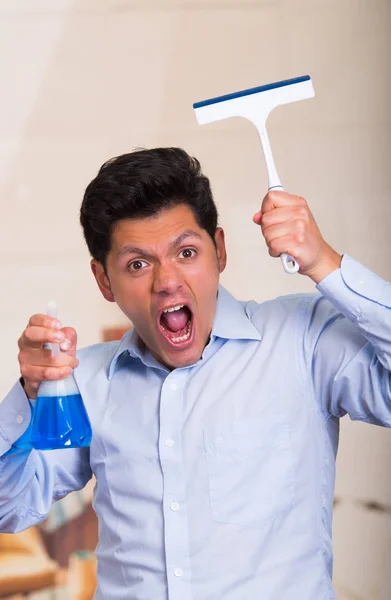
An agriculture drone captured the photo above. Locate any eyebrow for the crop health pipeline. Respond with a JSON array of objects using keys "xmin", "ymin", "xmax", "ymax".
[{"xmin": 117, "ymin": 229, "xmax": 203, "ymax": 260}]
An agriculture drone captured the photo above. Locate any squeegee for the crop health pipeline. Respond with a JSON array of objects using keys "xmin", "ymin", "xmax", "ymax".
[{"xmin": 193, "ymin": 75, "xmax": 315, "ymax": 274}]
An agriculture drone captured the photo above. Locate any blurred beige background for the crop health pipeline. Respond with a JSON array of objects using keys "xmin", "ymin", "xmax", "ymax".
[{"xmin": 0, "ymin": 1, "xmax": 390, "ymax": 598}]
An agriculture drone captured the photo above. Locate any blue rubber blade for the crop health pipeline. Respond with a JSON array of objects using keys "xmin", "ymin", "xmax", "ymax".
[{"xmin": 193, "ymin": 75, "xmax": 311, "ymax": 109}]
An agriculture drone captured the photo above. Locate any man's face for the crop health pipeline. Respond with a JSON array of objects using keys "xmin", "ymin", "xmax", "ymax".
[{"xmin": 92, "ymin": 204, "xmax": 227, "ymax": 370}]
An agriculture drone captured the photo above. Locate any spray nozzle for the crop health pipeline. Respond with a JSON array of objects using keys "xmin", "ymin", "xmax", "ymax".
[{"xmin": 45, "ymin": 300, "xmax": 61, "ymax": 358}]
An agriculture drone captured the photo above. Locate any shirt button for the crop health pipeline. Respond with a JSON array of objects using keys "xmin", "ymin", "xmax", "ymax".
[
  {"xmin": 174, "ymin": 568, "xmax": 183, "ymax": 577},
  {"xmin": 165, "ymin": 439, "xmax": 175, "ymax": 447},
  {"xmin": 170, "ymin": 501, "xmax": 180, "ymax": 511},
  {"xmin": 169, "ymin": 382, "xmax": 178, "ymax": 391},
  {"xmin": 16, "ymin": 415, "xmax": 24, "ymax": 424}
]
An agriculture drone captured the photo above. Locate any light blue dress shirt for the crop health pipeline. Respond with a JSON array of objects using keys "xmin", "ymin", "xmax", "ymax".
[{"xmin": 1, "ymin": 254, "xmax": 391, "ymax": 600}]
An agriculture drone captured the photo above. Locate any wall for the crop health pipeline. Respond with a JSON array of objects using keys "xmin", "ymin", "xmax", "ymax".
[{"xmin": 0, "ymin": 1, "xmax": 390, "ymax": 598}]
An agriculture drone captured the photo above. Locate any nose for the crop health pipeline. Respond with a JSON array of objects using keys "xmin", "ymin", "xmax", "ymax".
[{"xmin": 152, "ymin": 262, "xmax": 183, "ymax": 295}]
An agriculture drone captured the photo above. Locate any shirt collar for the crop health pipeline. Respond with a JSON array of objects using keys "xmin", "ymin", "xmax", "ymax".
[
  {"xmin": 108, "ymin": 327, "xmax": 145, "ymax": 379},
  {"xmin": 211, "ymin": 285, "xmax": 261, "ymax": 342},
  {"xmin": 108, "ymin": 284, "xmax": 261, "ymax": 379}
]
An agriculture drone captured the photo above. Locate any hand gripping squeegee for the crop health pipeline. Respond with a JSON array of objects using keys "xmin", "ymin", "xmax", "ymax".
[{"xmin": 193, "ymin": 75, "xmax": 315, "ymax": 274}]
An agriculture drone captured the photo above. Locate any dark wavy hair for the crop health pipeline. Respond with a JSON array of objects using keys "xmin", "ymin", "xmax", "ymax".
[{"xmin": 80, "ymin": 147, "xmax": 219, "ymax": 268}]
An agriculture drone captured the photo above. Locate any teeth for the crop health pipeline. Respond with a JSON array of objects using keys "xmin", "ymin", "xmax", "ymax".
[
  {"xmin": 163, "ymin": 304, "xmax": 184, "ymax": 313},
  {"xmin": 169, "ymin": 320, "xmax": 191, "ymax": 343},
  {"xmin": 171, "ymin": 330, "xmax": 191, "ymax": 343}
]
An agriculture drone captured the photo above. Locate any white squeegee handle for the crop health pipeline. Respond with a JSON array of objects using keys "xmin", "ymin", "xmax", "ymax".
[{"xmin": 259, "ymin": 128, "xmax": 300, "ymax": 275}]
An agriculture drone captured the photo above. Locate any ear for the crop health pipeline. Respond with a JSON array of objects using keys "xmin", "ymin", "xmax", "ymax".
[
  {"xmin": 214, "ymin": 227, "xmax": 227, "ymax": 273},
  {"xmin": 91, "ymin": 260, "xmax": 115, "ymax": 303}
]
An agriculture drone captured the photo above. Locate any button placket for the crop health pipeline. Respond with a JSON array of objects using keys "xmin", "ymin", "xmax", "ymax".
[{"xmin": 158, "ymin": 371, "xmax": 192, "ymax": 599}]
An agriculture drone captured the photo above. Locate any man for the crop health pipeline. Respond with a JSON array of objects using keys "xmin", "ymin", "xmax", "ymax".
[{"xmin": 0, "ymin": 147, "xmax": 390, "ymax": 599}]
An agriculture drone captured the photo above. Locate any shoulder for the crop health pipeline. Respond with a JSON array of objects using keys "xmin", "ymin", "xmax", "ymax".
[
  {"xmin": 243, "ymin": 292, "xmax": 319, "ymax": 320},
  {"xmin": 76, "ymin": 340, "xmax": 121, "ymax": 376},
  {"xmin": 242, "ymin": 292, "xmax": 340, "ymax": 336}
]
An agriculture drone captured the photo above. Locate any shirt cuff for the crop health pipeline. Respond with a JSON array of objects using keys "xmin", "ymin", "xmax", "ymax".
[
  {"xmin": 0, "ymin": 380, "xmax": 33, "ymax": 454},
  {"xmin": 316, "ymin": 254, "xmax": 391, "ymax": 322}
]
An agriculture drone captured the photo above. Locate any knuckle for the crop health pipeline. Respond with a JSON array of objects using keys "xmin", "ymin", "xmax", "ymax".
[
  {"xmin": 24, "ymin": 326, "xmax": 38, "ymax": 343},
  {"xmin": 42, "ymin": 367, "xmax": 54, "ymax": 380},
  {"xmin": 297, "ymin": 207, "xmax": 308, "ymax": 220},
  {"xmin": 23, "ymin": 327, "xmax": 32, "ymax": 341},
  {"xmin": 296, "ymin": 219, "xmax": 307, "ymax": 233},
  {"xmin": 17, "ymin": 350, "xmax": 27, "ymax": 366},
  {"xmin": 20, "ymin": 364, "xmax": 31, "ymax": 379},
  {"xmin": 261, "ymin": 213, "xmax": 272, "ymax": 227}
]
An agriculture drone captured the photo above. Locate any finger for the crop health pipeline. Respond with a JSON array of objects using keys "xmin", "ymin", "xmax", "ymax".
[
  {"xmin": 262, "ymin": 219, "xmax": 307, "ymax": 247},
  {"xmin": 252, "ymin": 210, "xmax": 262, "ymax": 225},
  {"xmin": 19, "ymin": 326, "xmax": 66, "ymax": 349},
  {"xmin": 261, "ymin": 205, "xmax": 309, "ymax": 229},
  {"xmin": 18, "ymin": 348, "xmax": 79, "ymax": 370},
  {"xmin": 266, "ymin": 233, "xmax": 304, "ymax": 259},
  {"xmin": 261, "ymin": 191, "xmax": 306, "ymax": 214},
  {"xmin": 28, "ymin": 314, "xmax": 62, "ymax": 330},
  {"xmin": 20, "ymin": 363, "xmax": 74, "ymax": 383},
  {"xmin": 59, "ymin": 327, "xmax": 77, "ymax": 354},
  {"xmin": 23, "ymin": 381, "xmax": 39, "ymax": 398}
]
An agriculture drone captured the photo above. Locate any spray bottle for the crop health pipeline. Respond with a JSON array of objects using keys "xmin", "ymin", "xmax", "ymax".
[{"xmin": 28, "ymin": 301, "xmax": 92, "ymax": 450}]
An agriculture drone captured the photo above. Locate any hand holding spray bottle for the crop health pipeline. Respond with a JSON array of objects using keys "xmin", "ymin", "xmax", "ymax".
[{"xmin": 28, "ymin": 301, "xmax": 92, "ymax": 450}]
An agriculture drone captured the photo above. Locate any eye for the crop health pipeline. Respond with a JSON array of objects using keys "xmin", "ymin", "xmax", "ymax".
[
  {"xmin": 179, "ymin": 248, "xmax": 197, "ymax": 259},
  {"xmin": 127, "ymin": 259, "xmax": 148, "ymax": 272}
]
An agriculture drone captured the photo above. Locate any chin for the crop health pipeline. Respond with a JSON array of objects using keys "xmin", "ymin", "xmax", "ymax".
[{"xmin": 163, "ymin": 346, "xmax": 203, "ymax": 370}]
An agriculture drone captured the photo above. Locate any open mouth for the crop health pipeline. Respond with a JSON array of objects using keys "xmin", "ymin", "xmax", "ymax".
[{"xmin": 158, "ymin": 304, "xmax": 194, "ymax": 347}]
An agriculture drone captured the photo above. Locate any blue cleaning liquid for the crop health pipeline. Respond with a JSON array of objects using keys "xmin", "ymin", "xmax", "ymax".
[
  {"xmin": 29, "ymin": 393, "xmax": 92, "ymax": 450},
  {"xmin": 14, "ymin": 417, "xmax": 34, "ymax": 450}
]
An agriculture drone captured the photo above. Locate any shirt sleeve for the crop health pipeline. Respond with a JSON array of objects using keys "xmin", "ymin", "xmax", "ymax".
[
  {"xmin": 0, "ymin": 380, "xmax": 92, "ymax": 533},
  {"xmin": 305, "ymin": 254, "xmax": 391, "ymax": 425}
]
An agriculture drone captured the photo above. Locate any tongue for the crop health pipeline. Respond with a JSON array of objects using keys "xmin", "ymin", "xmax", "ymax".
[{"xmin": 161, "ymin": 307, "xmax": 190, "ymax": 332}]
